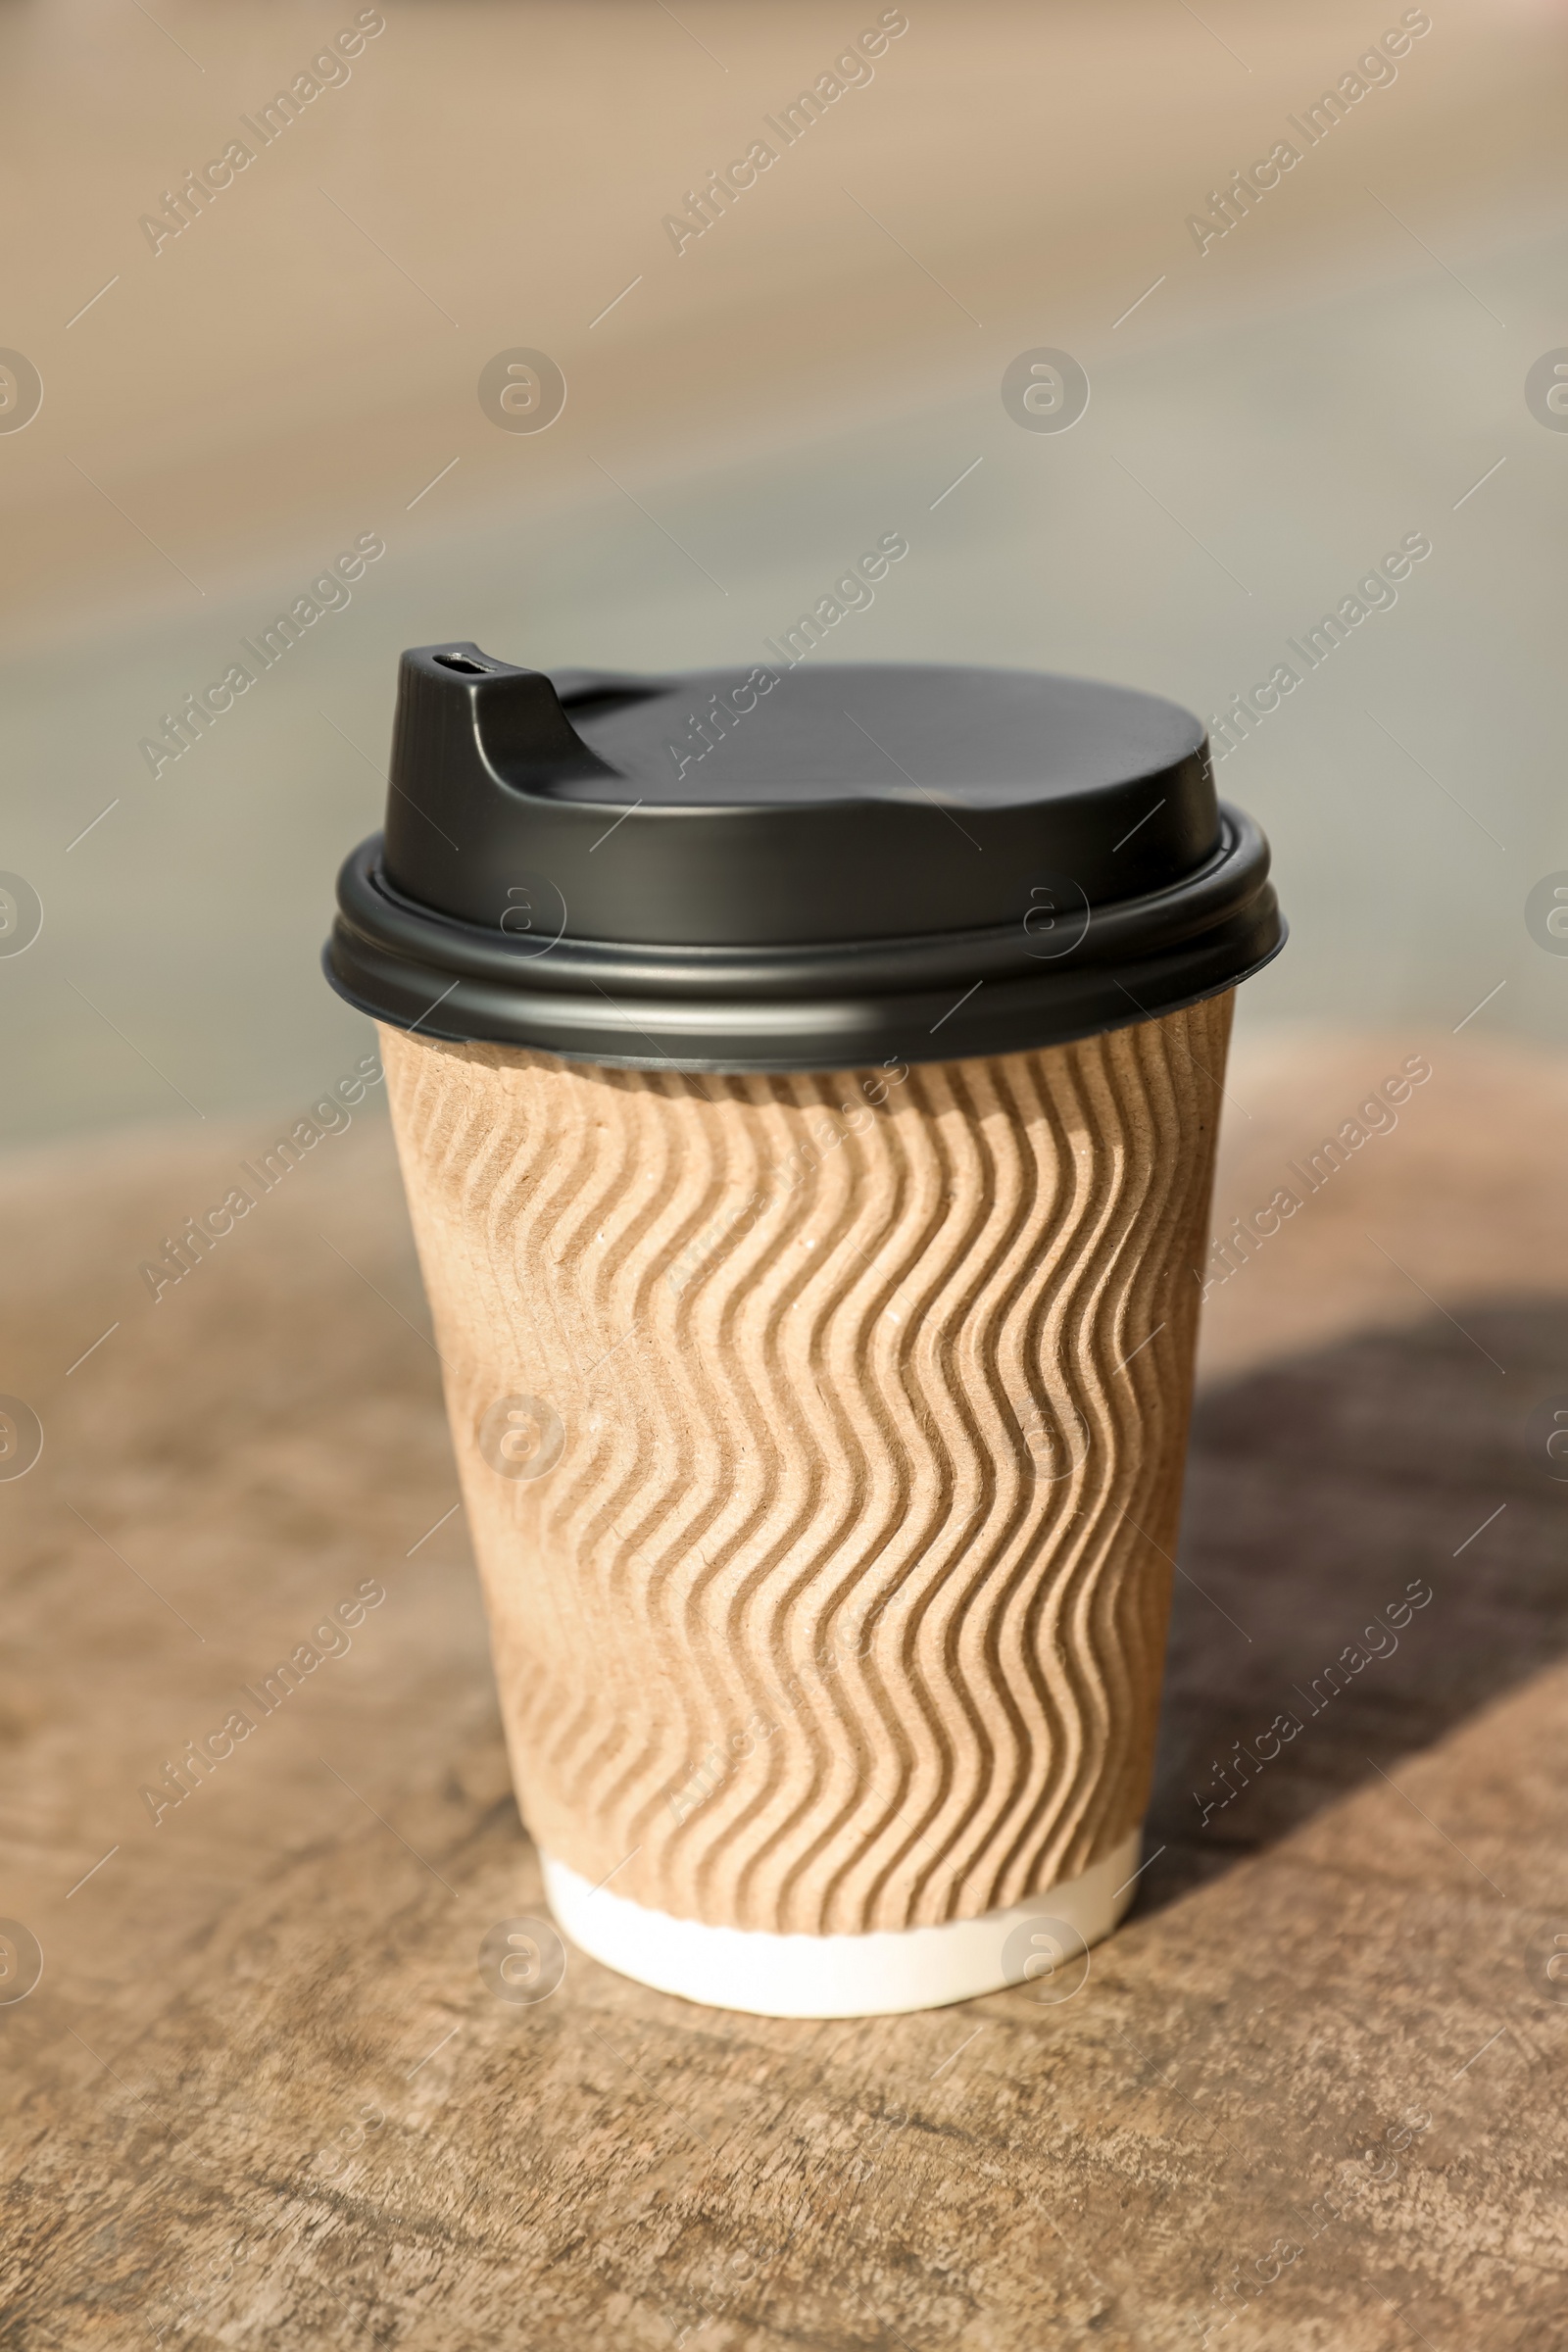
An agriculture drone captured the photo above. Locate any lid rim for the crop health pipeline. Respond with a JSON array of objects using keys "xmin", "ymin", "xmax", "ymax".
[
  {"xmin": 327, "ymin": 888, "xmax": 1284, "ymax": 1072},
  {"xmin": 335, "ymin": 804, "xmax": 1275, "ymax": 1004}
]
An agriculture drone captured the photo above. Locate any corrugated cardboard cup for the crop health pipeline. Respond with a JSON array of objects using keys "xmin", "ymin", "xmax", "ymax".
[{"xmin": 326, "ymin": 647, "xmax": 1284, "ymax": 2015}]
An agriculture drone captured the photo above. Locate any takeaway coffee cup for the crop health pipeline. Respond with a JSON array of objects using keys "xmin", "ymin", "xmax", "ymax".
[{"xmin": 325, "ymin": 646, "xmax": 1284, "ymax": 2017}]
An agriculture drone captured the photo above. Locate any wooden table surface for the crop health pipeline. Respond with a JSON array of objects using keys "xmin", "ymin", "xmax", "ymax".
[{"xmin": 3, "ymin": 1028, "xmax": 1567, "ymax": 2349}]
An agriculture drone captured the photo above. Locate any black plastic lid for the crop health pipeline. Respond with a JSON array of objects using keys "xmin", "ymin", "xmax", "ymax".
[{"xmin": 323, "ymin": 645, "xmax": 1284, "ymax": 1071}]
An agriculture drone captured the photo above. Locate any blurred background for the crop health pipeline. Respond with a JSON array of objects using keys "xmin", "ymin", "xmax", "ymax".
[
  {"xmin": 7, "ymin": 17, "xmax": 1568, "ymax": 2335},
  {"xmin": 3, "ymin": 0, "xmax": 1565, "ymax": 1141}
]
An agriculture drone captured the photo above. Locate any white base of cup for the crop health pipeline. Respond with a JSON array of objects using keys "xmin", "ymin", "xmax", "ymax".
[{"xmin": 541, "ymin": 1828, "xmax": 1143, "ymax": 2018}]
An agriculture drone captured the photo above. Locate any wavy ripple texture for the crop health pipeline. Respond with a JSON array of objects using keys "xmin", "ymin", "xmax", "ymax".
[{"xmin": 379, "ymin": 996, "xmax": 1233, "ymax": 1934}]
